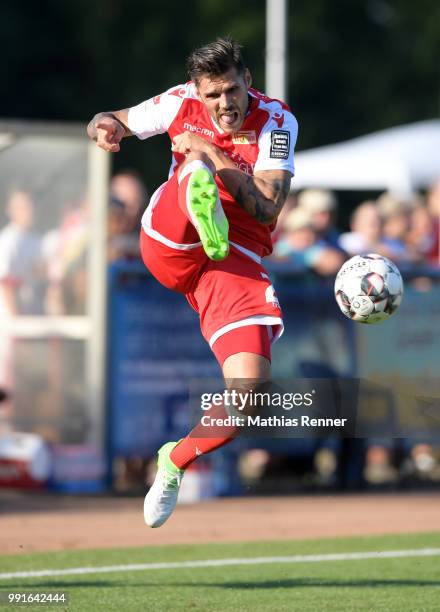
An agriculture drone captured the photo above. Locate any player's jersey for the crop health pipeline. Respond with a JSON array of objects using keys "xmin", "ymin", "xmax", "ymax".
[{"xmin": 128, "ymin": 82, "xmax": 298, "ymax": 258}]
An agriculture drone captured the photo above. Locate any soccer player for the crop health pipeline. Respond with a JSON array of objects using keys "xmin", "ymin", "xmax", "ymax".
[{"xmin": 88, "ymin": 37, "xmax": 298, "ymax": 527}]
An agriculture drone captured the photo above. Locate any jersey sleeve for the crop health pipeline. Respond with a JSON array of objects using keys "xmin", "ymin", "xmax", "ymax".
[
  {"xmin": 253, "ymin": 111, "xmax": 298, "ymax": 175},
  {"xmin": 127, "ymin": 84, "xmax": 188, "ymax": 140}
]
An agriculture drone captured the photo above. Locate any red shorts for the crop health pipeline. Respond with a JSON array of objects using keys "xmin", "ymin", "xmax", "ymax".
[
  {"xmin": 211, "ymin": 323, "xmax": 277, "ymax": 366},
  {"xmin": 140, "ymin": 174, "xmax": 284, "ymax": 363}
]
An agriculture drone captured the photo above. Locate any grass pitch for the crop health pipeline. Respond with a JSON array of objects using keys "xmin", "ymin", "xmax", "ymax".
[{"xmin": 0, "ymin": 532, "xmax": 439, "ymax": 611}]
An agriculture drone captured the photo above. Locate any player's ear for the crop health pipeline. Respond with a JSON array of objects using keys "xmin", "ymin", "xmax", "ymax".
[{"xmin": 244, "ymin": 69, "xmax": 252, "ymax": 89}]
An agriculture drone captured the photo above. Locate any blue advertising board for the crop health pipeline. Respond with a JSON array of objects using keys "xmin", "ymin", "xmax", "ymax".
[
  {"xmin": 107, "ymin": 262, "xmax": 219, "ymax": 458},
  {"xmin": 107, "ymin": 264, "xmax": 355, "ymax": 460},
  {"xmin": 107, "ymin": 262, "xmax": 440, "ymax": 486}
]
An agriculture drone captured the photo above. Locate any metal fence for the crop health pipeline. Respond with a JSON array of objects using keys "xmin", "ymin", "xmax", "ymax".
[{"xmin": 0, "ymin": 120, "xmax": 109, "ymax": 491}]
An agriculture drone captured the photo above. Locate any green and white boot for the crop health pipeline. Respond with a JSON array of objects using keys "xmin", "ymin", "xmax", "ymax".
[
  {"xmin": 186, "ymin": 167, "xmax": 229, "ymax": 261},
  {"xmin": 144, "ymin": 441, "xmax": 184, "ymax": 528}
]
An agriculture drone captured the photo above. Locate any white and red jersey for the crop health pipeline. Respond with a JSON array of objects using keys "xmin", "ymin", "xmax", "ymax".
[{"xmin": 128, "ymin": 82, "xmax": 298, "ymax": 258}]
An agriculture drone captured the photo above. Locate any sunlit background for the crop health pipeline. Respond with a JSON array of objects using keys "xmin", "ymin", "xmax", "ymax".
[{"xmin": 0, "ymin": 0, "xmax": 439, "ymax": 497}]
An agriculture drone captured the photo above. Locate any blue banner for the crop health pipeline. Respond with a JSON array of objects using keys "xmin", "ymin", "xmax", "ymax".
[
  {"xmin": 107, "ymin": 262, "xmax": 440, "ymax": 464},
  {"xmin": 107, "ymin": 262, "xmax": 219, "ymax": 458}
]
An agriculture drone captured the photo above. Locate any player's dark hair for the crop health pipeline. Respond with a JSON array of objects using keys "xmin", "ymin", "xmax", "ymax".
[{"xmin": 187, "ymin": 36, "xmax": 246, "ymax": 84}]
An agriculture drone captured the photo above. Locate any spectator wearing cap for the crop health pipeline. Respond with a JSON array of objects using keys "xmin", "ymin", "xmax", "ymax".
[
  {"xmin": 273, "ymin": 207, "xmax": 345, "ymax": 276},
  {"xmin": 297, "ymin": 189, "xmax": 342, "ymax": 250}
]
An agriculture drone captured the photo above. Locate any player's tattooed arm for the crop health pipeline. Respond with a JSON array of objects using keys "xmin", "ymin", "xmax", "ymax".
[
  {"xmin": 87, "ymin": 109, "xmax": 132, "ymax": 153},
  {"xmin": 225, "ymin": 170, "xmax": 292, "ymax": 225},
  {"xmin": 171, "ymin": 131, "xmax": 292, "ymax": 224}
]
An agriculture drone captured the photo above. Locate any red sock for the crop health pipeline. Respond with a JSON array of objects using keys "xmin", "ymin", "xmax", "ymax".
[{"xmin": 170, "ymin": 402, "xmax": 238, "ymax": 470}]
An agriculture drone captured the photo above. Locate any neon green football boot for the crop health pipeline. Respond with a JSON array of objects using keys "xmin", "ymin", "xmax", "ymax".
[
  {"xmin": 143, "ymin": 441, "xmax": 184, "ymax": 528},
  {"xmin": 187, "ymin": 168, "xmax": 229, "ymax": 261}
]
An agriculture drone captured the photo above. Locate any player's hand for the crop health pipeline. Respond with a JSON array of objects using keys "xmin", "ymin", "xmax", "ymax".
[
  {"xmin": 95, "ymin": 117, "xmax": 126, "ymax": 153},
  {"xmin": 172, "ymin": 131, "xmax": 209, "ymax": 155}
]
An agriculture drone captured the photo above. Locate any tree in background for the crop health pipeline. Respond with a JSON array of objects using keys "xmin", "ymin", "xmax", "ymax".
[{"xmin": 2, "ymin": 0, "xmax": 439, "ymax": 188}]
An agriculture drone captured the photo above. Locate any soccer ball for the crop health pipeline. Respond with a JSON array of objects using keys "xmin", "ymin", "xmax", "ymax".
[{"xmin": 334, "ymin": 254, "xmax": 403, "ymax": 324}]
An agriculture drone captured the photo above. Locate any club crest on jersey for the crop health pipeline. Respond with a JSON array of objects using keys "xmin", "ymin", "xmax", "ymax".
[
  {"xmin": 273, "ymin": 113, "xmax": 285, "ymax": 128},
  {"xmin": 232, "ymin": 130, "xmax": 257, "ymax": 145}
]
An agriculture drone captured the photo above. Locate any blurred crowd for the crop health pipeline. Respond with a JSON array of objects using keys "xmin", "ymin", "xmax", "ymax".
[
  {"xmin": 271, "ymin": 180, "xmax": 440, "ymax": 274},
  {"xmin": 0, "ymin": 170, "xmax": 147, "ymax": 320},
  {"xmin": 1, "ymin": 174, "xmax": 439, "ymax": 490},
  {"xmin": 0, "ymin": 170, "xmax": 148, "ymax": 441},
  {"xmin": 1, "ymin": 174, "xmax": 439, "ymax": 323}
]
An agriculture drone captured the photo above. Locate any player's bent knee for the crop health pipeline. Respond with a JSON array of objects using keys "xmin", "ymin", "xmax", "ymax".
[{"xmin": 180, "ymin": 152, "xmax": 216, "ymax": 175}]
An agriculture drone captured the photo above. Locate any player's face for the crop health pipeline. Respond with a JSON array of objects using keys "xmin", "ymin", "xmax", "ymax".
[{"xmin": 196, "ymin": 67, "xmax": 252, "ymax": 134}]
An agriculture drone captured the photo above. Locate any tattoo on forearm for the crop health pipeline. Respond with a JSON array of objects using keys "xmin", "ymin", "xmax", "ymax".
[{"xmin": 234, "ymin": 175, "xmax": 291, "ymax": 224}]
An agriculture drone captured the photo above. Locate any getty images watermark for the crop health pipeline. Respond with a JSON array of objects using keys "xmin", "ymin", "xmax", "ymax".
[
  {"xmin": 189, "ymin": 376, "xmax": 440, "ymax": 438},
  {"xmin": 198, "ymin": 385, "xmax": 349, "ymax": 433}
]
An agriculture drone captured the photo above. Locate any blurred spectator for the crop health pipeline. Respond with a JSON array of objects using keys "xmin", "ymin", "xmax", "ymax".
[
  {"xmin": 340, "ymin": 193, "xmax": 437, "ymax": 265},
  {"xmin": 0, "ymin": 190, "xmax": 44, "ymax": 317},
  {"xmin": 0, "ymin": 387, "xmax": 11, "ymax": 435},
  {"xmin": 297, "ymin": 189, "xmax": 341, "ymax": 249},
  {"xmin": 339, "ymin": 201, "xmax": 383, "ymax": 256},
  {"xmin": 376, "ymin": 192, "xmax": 413, "ymax": 261},
  {"xmin": 364, "ymin": 444, "xmax": 398, "ymax": 485},
  {"xmin": 42, "ymin": 198, "xmax": 89, "ymax": 315},
  {"xmin": 109, "ymin": 170, "xmax": 148, "ymax": 258},
  {"xmin": 405, "ymin": 201, "xmax": 437, "ymax": 265},
  {"xmin": 107, "ymin": 195, "xmax": 129, "ymax": 262},
  {"xmin": 426, "ymin": 180, "xmax": 440, "ymax": 265},
  {"xmin": 273, "ymin": 207, "xmax": 345, "ymax": 276},
  {"xmin": 272, "ymin": 192, "xmax": 296, "ymax": 246}
]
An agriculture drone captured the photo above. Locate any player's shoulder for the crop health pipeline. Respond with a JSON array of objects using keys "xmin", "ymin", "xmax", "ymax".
[
  {"xmin": 159, "ymin": 81, "xmax": 199, "ymax": 103},
  {"xmin": 249, "ymin": 88, "xmax": 297, "ymax": 131}
]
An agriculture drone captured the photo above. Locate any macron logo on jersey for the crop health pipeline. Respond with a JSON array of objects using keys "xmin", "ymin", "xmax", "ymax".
[{"xmin": 183, "ymin": 122, "xmax": 215, "ymax": 139}]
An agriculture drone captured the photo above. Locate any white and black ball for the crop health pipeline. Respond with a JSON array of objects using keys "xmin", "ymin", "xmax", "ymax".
[{"xmin": 334, "ymin": 254, "xmax": 403, "ymax": 324}]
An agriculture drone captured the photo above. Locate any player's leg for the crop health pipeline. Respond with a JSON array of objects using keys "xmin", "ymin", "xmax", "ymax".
[
  {"xmin": 177, "ymin": 153, "xmax": 229, "ymax": 261},
  {"xmin": 140, "ymin": 153, "xmax": 230, "ymax": 293},
  {"xmin": 144, "ymin": 327, "xmax": 272, "ymax": 528},
  {"xmin": 143, "ymin": 249, "xmax": 282, "ymax": 527},
  {"xmin": 167, "ymin": 346, "xmax": 270, "ymax": 468},
  {"xmin": 143, "ymin": 152, "xmax": 228, "ymax": 267}
]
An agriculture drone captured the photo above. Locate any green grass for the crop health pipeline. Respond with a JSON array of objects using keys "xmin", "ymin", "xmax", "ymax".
[{"xmin": 0, "ymin": 533, "xmax": 439, "ymax": 611}]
